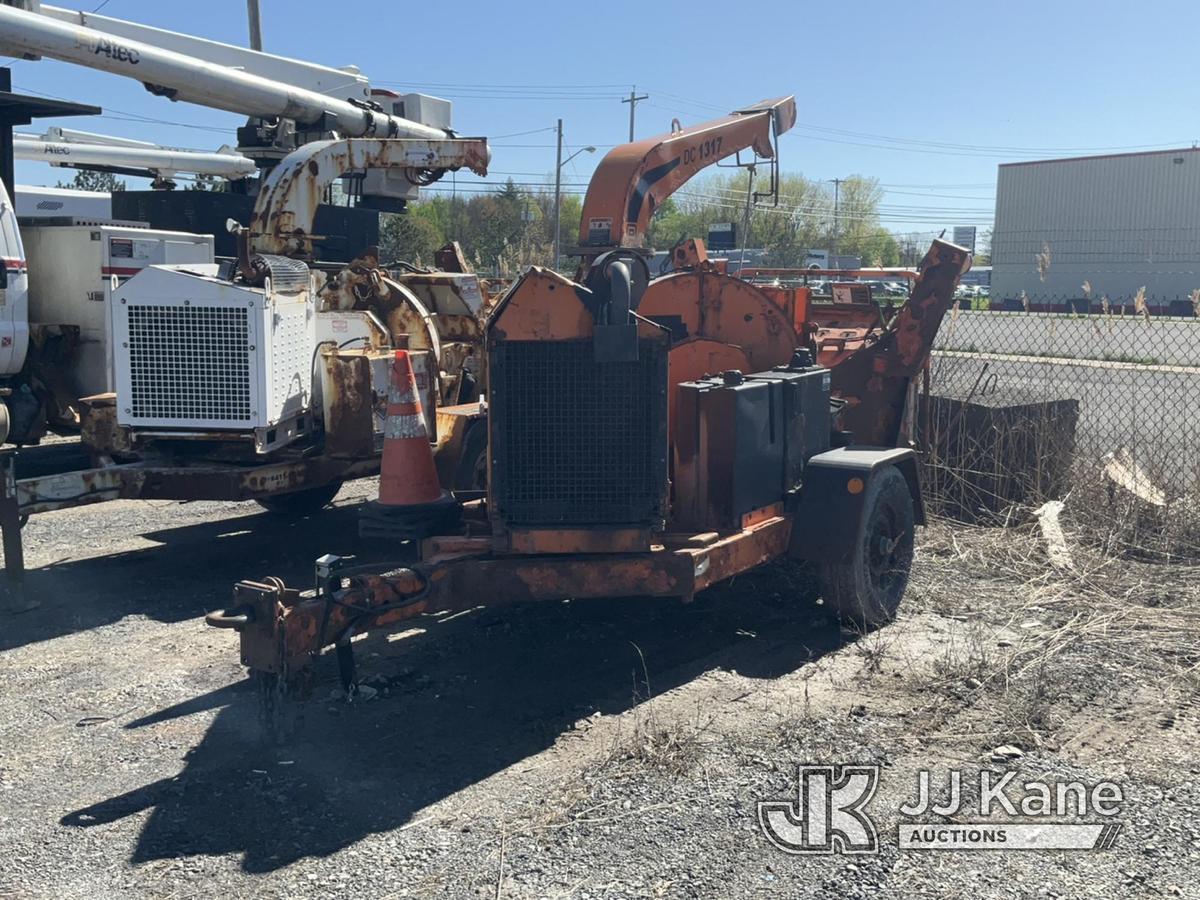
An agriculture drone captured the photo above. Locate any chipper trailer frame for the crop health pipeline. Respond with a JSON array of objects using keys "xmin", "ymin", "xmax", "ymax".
[
  {"xmin": 206, "ymin": 97, "xmax": 972, "ymax": 698},
  {"xmin": 0, "ymin": 135, "xmax": 490, "ymax": 579}
]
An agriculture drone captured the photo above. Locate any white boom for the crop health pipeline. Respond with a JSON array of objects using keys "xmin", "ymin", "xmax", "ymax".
[
  {"xmin": 14, "ymin": 133, "xmax": 257, "ymax": 180},
  {"xmin": 34, "ymin": 3, "xmax": 370, "ymax": 100},
  {"xmin": 0, "ymin": 4, "xmax": 448, "ymax": 141}
]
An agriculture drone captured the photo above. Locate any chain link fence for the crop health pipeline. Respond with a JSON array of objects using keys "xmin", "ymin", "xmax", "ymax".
[{"xmin": 917, "ymin": 299, "xmax": 1200, "ymax": 557}]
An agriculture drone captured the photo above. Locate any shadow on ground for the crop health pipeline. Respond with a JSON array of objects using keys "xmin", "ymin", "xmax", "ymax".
[
  {"xmin": 0, "ymin": 501, "xmax": 405, "ymax": 651},
  {"xmin": 59, "ymin": 565, "xmax": 846, "ymax": 873}
]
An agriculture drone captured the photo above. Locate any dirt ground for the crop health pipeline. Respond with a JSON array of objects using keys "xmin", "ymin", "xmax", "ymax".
[{"xmin": 1, "ymin": 478, "xmax": 1198, "ymax": 899}]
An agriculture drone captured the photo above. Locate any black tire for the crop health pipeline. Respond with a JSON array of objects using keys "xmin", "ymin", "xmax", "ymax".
[
  {"xmin": 819, "ymin": 467, "xmax": 915, "ymax": 629},
  {"xmin": 255, "ymin": 480, "xmax": 343, "ymax": 516},
  {"xmin": 452, "ymin": 420, "xmax": 488, "ymax": 492}
]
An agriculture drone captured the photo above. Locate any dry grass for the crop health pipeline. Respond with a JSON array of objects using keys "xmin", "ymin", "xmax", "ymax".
[
  {"xmin": 905, "ymin": 513, "xmax": 1200, "ymax": 750},
  {"xmin": 1066, "ymin": 460, "xmax": 1200, "ymax": 562},
  {"xmin": 591, "ymin": 651, "xmax": 716, "ymax": 779}
]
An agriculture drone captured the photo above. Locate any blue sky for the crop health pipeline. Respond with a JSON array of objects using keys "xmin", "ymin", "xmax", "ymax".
[{"xmin": 10, "ymin": 0, "xmax": 1200, "ymax": 238}]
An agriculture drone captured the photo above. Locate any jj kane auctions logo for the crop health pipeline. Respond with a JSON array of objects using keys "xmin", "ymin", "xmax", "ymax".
[{"xmin": 759, "ymin": 765, "xmax": 1123, "ymax": 853}]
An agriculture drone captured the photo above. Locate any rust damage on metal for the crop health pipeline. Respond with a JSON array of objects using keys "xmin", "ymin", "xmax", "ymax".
[
  {"xmin": 829, "ymin": 239, "xmax": 971, "ymax": 446},
  {"xmin": 321, "ymin": 346, "xmax": 390, "ymax": 459},
  {"xmin": 218, "ymin": 513, "xmax": 793, "ymax": 681},
  {"xmin": 249, "ymin": 138, "xmax": 490, "ymax": 259},
  {"xmin": 15, "ymin": 455, "xmax": 382, "ymax": 516}
]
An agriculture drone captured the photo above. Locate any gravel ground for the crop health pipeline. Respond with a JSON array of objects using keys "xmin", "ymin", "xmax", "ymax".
[{"xmin": 0, "ymin": 479, "xmax": 1197, "ymax": 899}]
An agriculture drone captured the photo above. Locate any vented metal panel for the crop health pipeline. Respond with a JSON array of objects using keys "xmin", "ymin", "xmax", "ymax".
[
  {"xmin": 490, "ymin": 338, "xmax": 667, "ymax": 526},
  {"xmin": 126, "ymin": 304, "xmax": 252, "ymax": 422},
  {"xmin": 269, "ymin": 300, "xmax": 312, "ymax": 417}
]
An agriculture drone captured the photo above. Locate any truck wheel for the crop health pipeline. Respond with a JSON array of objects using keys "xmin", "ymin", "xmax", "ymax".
[
  {"xmin": 255, "ymin": 480, "xmax": 343, "ymax": 516},
  {"xmin": 0, "ymin": 400, "xmax": 9, "ymax": 445},
  {"xmin": 819, "ymin": 467, "xmax": 915, "ymax": 629}
]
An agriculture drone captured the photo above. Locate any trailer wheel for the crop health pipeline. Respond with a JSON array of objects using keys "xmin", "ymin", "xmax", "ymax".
[
  {"xmin": 819, "ymin": 466, "xmax": 914, "ymax": 629},
  {"xmin": 255, "ymin": 480, "xmax": 344, "ymax": 516}
]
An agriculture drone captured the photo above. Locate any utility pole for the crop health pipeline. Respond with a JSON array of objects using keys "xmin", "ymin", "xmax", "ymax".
[
  {"xmin": 830, "ymin": 177, "xmax": 843, "ymax": 265},
  {"xmin": 552, "ymin": 125, "xmax": 597, "ymax": 271},
  {"xmin": 553, "ymin": 118, "xmax": 563, "ymax": 271},
  {"xmin": 621, "ymin": 85, "xmax": 649, "ymax": 142},
  {"xmin": 246, "ymin": 0, "xmax": 263, "ymax": 50}
]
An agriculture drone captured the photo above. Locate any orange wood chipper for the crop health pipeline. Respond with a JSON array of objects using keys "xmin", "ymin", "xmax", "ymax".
[{"xmin": 206, "ymin": 96, "xmax": 971, "ymax": 699}]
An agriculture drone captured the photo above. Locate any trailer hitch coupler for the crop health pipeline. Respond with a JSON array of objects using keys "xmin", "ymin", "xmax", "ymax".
[{"xmin": 205, "ymin": 606, "xmax": 255, "ymax": 630}]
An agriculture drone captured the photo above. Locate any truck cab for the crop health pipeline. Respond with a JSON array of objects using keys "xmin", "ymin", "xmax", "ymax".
[{"xmin": 0, "ymin": 182, "xmax": 31, "ymax": 442}]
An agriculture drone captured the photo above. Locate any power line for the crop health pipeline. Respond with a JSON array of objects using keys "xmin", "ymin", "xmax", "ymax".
[
  {"xmin": 488, "ymin": 126, "xmax": 558, "ymax": 140},
  {"xmin": 644, "ymin": 87, "xmax": 1191, "ymax": 158}
]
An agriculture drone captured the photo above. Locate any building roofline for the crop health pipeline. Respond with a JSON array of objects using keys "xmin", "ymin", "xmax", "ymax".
[{"xmin": 1000, "ymin": 147, "xmax": 1200, "ymax": 168}]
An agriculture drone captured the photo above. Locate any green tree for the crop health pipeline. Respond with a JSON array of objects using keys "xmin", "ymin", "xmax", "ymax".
[
  {"xmin": 186, "ymin": 173, "xmax": 228, "ymax": 192},
  {"xmin": 379, "ymin": 209, "xmax": 446, "ymax": 265},
  {"xmin": 56, "ymin": 169, "xmax": 125, "ymax": 192}
]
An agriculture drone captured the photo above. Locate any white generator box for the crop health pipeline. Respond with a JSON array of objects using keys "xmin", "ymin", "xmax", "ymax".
[
  {"xmin": 360, "ymin": 92, "xmax": 453, "ymax": 205},
  {"xmin": 16, "ymin": 185, "xmax": 113, "ymax": 221},
  {"xmin": 23, "ymin": 222, "xmax": 214, "ymax": 400},
  {"xmin": 112, "ymin": 264, "xmax": 315, "ymax": 452}
]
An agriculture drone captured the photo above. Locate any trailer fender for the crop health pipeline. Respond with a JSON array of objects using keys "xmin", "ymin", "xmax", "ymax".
[{"xmin": 788, "ymin": 447, "xmax": 924, "ymax": 564}]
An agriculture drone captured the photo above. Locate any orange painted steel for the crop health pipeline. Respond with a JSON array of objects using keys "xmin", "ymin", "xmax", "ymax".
[
  {"xmin": 639, "ymin": 270, "xmax": 798, "ymax": 372},
  {"xmin": 487, "ymin": 264, "xmax": 665, "ymax": 346},
  {"xmin": 577, "ymin": 97, "xmax": 796, "ymax": 253},
  {"xmin": 756, "ymin": 283, "xmax": 812, "ymax": 338},
  {"xmin": 377, "ymin": 350, "xmax": 442, "ymax": 507}
]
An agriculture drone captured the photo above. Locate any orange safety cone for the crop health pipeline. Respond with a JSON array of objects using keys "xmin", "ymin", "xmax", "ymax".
[{"xmin": 359, "ymin": 350, "xmax": 460, "ymax": 539}]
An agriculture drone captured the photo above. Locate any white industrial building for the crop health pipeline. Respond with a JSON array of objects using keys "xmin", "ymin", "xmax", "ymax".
[{"xmin": 991, "ymin": 147, "xmax": 1200, "ymax": 311}]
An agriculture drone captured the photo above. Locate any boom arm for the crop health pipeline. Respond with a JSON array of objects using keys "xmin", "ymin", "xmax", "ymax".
[
  {"xmin": 249, "ymin": 138, "xmax": 489, "ymax": 258},
  {"xmin": 0, "ymin": 4, "xmax": 445, "ymax": 141},
  {"xmin": 577, "ymin": 96, "xmax": 796, "ymax": 251},
  {"xmin": 34, "ymin": 3, "xmax": 371, "ymax": 100},
  {"xmin": 14, "ymin": 133, "xmax": 256, "ymax": 181}
]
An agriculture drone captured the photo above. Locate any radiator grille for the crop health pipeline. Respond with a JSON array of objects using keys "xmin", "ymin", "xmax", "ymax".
[
  {"xmin": 125, "ymin": 304, "xmax": 252, "ymax": 422},
  {"xmin": 490, "ymin": 338, "xmax": 667, "ymax": 526}
]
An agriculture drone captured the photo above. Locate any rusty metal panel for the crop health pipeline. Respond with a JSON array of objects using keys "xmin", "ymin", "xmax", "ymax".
[
  {"xmin": 506, "ymin": 527, "xmax": 651, "ymax": 555},
  {"xmin": 215, "ymin": 515, "xmax": 795, "ymax": 680},
  {"xmin": 15, "ymin": 455, "xmax": 381, "ymax": 514},
  {"xmin": 639, "ymin": 270, "xmax": 798, "ymax": 372},
  {"xmin": 79, "ymin": 394, "xmax": 133, "ymax": 456},
  {"xmin": 15, "ymin": 466, "xmax": 133, "ymax": 514},
  {"xmin": 250, "ymin": 139, "xmax": 489, "ymax": 259},
  {"xmin": 320, "ymin": 348, "xmax": 378, "ymax": 458},
  {"xmin": 830, "ymin": 240, "xmax": 970, "ymax": 447}
]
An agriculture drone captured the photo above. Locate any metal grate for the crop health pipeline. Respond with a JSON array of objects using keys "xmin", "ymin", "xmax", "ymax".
[
  {"xmin": 125, "ymin": 304, "xmax": 252, "ymax": 422},
  {"xmin": 490, "ymin": 338, "xmax": 667, "ymax": 526},
  {"xmin": 256, "ymin": 254, "xmax": 311, "ymax": 293}
]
